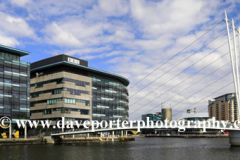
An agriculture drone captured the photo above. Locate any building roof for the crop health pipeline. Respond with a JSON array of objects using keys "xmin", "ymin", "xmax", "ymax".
[
  {"xmin": 182, "ymin": 112, "xmax": 209, "ymax": 119},
  {"xmin": 0, "ymin": 44, "xmax": 30, "ymax": 57},
  {"xmin": 31, "ymin": 54, "xmax": 130, "ymax": 86},
  {"xmin": 213, "ymin": 93, "xmax": 234, "ymax": 99}
]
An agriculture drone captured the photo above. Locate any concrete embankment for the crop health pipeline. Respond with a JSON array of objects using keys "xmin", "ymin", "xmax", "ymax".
[
  {"xmin": 0, "ymin": 138, "xmax": 44, "ymax": 145},
  {"xmin": 145, "ymin": 134, "xmax": 229, "ymax": 138},
  {"xmin": 61, "ymin": 137, "xmax": 119, "ymax": 143},
  {"xmin": 45, "ymin": 136, "xmax": 135, "ymax": 144},
  {"xmin": 0, "ymin": 137, "xmax": 135, "ymax": 145}
]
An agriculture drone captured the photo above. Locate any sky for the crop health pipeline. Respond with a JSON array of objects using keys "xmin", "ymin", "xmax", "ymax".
[{"xmin": 0, "ymin": 0, "xmax": 240, "ymax": 120}]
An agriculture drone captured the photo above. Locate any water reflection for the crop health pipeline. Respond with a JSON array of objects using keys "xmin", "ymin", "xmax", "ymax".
[{"xmin": 0, "ymin": 138, "xmax": 240, "ymax": 160}]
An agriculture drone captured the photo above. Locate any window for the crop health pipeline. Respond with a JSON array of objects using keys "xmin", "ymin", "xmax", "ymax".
[
  {"xmin": 4, "ymin": 53, "xmax": 12, "ymax": 61},
  {"xmin": 43, "ymin": 109, "xmax": 52, "ymax": 115},
  {"xmin": 13, "ymin": 92, "xmax": 19, "ymax": 98},
  {"xmin": 4, "ymin": 67, "xmax": 11, "ymax": 72},
  {"xmin": 20, "ymin": 83, "xmax": 27, "ymax": 87},
  {"xmin": 20, "ymin": 104, "xmax": 27, "ymax": 108},
  {"xmin": 12, "ymin": 68, "xmax": 19, "ymax": 73},
  {"xmin": 81, "ymin": 109, "xmax": 90, "ymax": 115},
  {"xmin": 47, "ymin": 98, "xmax": 63, "ymax": 105},
  {"xmin": 31, "ymin": 93, "xmax": 38, "ymax": 98},
  {"xmin": 12, "ymin": 55, "xmax": 20, "ymax": 61},
  {"xmin": 20, "ymin": 94, "xmax": 27, "ymax": 99},
  {"xmin": 4, "ymin": 90, "xmax": 11, "ymax": 95},
  {"xmin": 13, "ymin": 104, "xmax": 19, "ymax": 109},
  {"xmin": 53, "ymin": 89, "xmax": 62, "ymax": 94},
  {"xmin": 4, "ymin": 79, "xmax": 11, "ymax": 84},
  {"xmin": 65, "ymin": 98, "xmax": 76, "ymax": 104},
  {"xmin": 4, "ymin": 104, "xmax": 11, "ymax": 108},
  {"xmin": 20, "ymin": 70, "xmax": 27, "ymax": 75},
  {"xmin": 12, "ymin": 81, "xmax": 19, "ymax": 86}
]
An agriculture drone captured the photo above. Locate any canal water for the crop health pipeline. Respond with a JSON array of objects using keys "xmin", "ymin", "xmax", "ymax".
[{"xmin": 0, "ymin": 137, "xmax": 240, "ymax": 160}]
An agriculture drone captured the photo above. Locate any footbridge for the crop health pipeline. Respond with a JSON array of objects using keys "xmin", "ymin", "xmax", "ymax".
[
  {"xmin": 51, "ymin": 124, "xmax": 240, "ymax": 136},
  {"xmin": 51, "ymin": 124, "xmax": 240, "ymax": 146}
]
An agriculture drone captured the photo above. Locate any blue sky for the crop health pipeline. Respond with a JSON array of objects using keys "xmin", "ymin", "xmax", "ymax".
[{"xmin": 0, "ymin": 0, "xmax": 240, "ymax": 119}]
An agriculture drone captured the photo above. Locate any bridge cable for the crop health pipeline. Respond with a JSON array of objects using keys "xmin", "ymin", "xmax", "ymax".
[
  {"xmin": 129, "ymin": 39, "xmax": 229, "ymax": 107},
  {"xmin": 129, "ymin": 29, "xmax": 227, "ymax": 99},
  {"xmin": 128, "ymin": 20, "xmax": 224, "ymax": 90},
  {"xmin": 132, "ymin": 69, "xmax": 233, "ymax": 120},
  {"xmin": 171, "ymin": 81, "xmax": 233, "ymax": 119},
  {"xmin": 129, "ymin": 49, "xmax": 230, "ymax": 116}
]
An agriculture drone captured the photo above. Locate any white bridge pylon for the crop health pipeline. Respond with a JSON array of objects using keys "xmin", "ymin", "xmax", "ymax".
[{"xmin": 225, "ymin": 11, "xmax": 240, "ymax": 118}]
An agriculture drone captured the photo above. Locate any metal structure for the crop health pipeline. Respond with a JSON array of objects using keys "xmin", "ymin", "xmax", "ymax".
[{"xmin": 225, "ymin": 12, "xmax": 240, "ymax": 118}]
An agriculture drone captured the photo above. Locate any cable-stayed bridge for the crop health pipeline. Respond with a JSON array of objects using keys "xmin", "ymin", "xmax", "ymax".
[{"xmin": 51, "ymin": 12, "xmax": 240, "ymax": 146}]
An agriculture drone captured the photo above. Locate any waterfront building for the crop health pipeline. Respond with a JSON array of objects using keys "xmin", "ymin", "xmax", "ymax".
[
  {"xmin": 182, "ymin": 109, "xmax": 219, "ymax": 135},
  {"xmin": 0, "ymin": 45, "xmax": 30, "ymax": 137},
  {"xmin": 0, "ymin": 45, "xmax": 30, "ymax": 122},
  {"xmin": 142, "ymin": 112, "xmax": 162, "ymax": 123},
  {"xmin": 208, "ymin": 93, "xmax": 239, "ymax": 122},
  {"xmin": 183, "ymin": 108, "xmax": 209, "ymax": 121},
  {"xmin": 30, "ymin": 54, "xmax": 129, "ymax": 128}
]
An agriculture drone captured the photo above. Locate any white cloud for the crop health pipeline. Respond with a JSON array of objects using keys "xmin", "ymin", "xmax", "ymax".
[
  {"xmin": 43, "ymin": 23, "xmax": 83, "ymax": 47},
  {"xmin": 98, "ymin": 0, "xmax": 129, "ymax": 16},
  {"xmin": 10, "ymin": 0, "xmax": 31, "ymax": 7},
  {"xmin": 0, "ymin": 12, "xmax": 35, "ymax": 38},
  {"xmin": 0, "ymin": 32, "xmax": 19, "ymax": 47}
]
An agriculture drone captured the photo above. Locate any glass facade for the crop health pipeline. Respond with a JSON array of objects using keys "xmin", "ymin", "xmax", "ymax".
[
  {"xmin": 0, "ymin": 51, "xmax": 30, "ymax": 121},
  {"xmin": 92, "ymin": 77, "xmax": 129, "ymax": 122}
]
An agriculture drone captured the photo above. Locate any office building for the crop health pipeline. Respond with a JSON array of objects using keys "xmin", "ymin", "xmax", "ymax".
[
  {"xmin": 30, "ymin": 54, "xmax": 129, "ymax": 127},
  {"xmin": 142, "ymin": 112, "xmax": 162, "ymax": 123},
  {"xmin": 208, "ymin": 93, "xmax": 239, "ymax": 122},
  {"xmin": 0, "ymin": 45, "xmax": 30, "ymax": 123},
  {"xmin": 183, "ymin": 110, "xmax": 209, "ymax": 122}
]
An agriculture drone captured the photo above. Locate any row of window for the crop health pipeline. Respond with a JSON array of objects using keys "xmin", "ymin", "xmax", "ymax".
[
  {"xmin": 92, "ymin": 78, "xmax": 127, "ymax": 87},
  {"xmin": 1, "ymin": 92, "xmax": 28, "ymax": 99},
  {"xmin": 0, "ymin": 97, "xmax": 29, "ymax": 104},
  {"xmin": 30, "ymin": 78, "xmax": 90, "ymax": 88},
  {"xmin": 92, "ymin": 111, "xmax": 126, "ymax": 115},
  {"xmin": 0, "ymin": 104, "xmax": 28, "ymax": 109},
  {"xmin": 0, "ymin": 52, "xmax": 20, "ymax": 62},
  {"xmin": 31, "ymin": 118, "xmax": 90, "ymax": 123},
  {"xmin": 0, "ymin": 67, "xmax": 28, "ymax": 74},
  {"xmin": 47, "ymin": 98, "xmax": 90, "ymax": 106},
  {"xmin": 31, "ymin": 98, "xmax": 90, "ymax": 106},
  {"xmin": 64, "ymin": 78, "xmax": 90, "ymax": 87},
  {"xmin": 0, "ymin": 111, "xmax": 29, "ymax": 119},
  {"xmin": 31, "ymin": 88, "xmax": 90, "ymax": 98},
  {"xmin": 31, "ymin": 108, "xmax": 90, "ymax": 115},
  {"xmin": 0, "ymin": 78, "xmax": 27, "ymax": 86}
]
